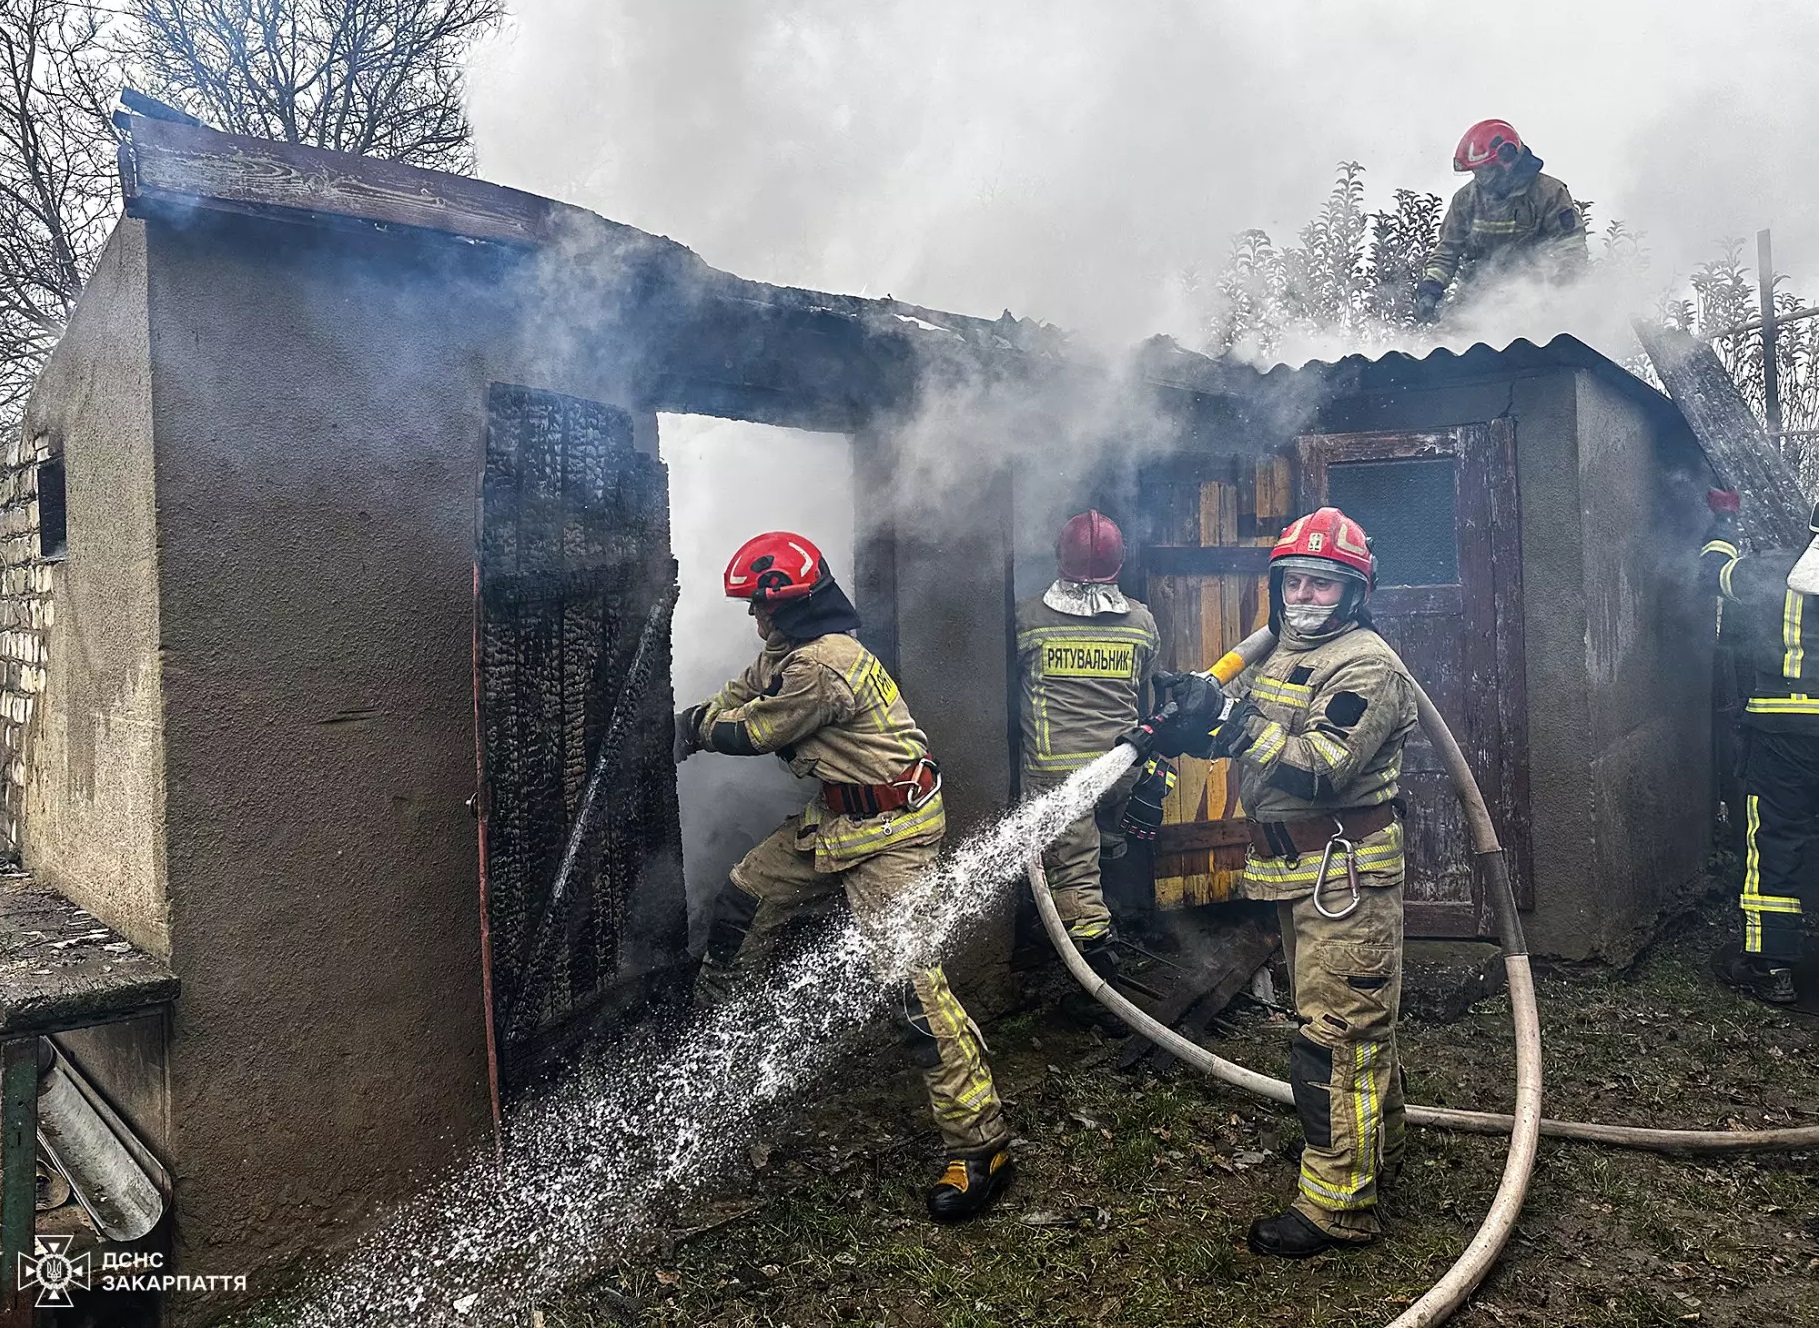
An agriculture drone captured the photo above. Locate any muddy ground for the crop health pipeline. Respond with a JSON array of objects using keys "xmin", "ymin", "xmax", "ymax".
[{"xmin": 552, "ymin": 892, "xmax": 1819, "ymax": 1328}]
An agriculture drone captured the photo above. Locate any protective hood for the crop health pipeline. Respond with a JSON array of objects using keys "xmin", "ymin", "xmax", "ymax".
[
  {"xmin": 1043, "ymin": 578, "xmax": 1130, "ymax": 617},
  {"xmin": 769, "ymin": 579, "xmax": 863, "ymax": 641}
]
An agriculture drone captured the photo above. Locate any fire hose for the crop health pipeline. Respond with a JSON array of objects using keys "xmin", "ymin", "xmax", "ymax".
[{"xmin": 1030, "ymin": 626, "xmax": 1819, "ymax": 1327}]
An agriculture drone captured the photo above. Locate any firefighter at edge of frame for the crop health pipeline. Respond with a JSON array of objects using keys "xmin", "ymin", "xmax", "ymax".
[
  {"xmin": 673, "ymin": 530, "xmax": 1014, "ymax": 1223},
  {"xmin": 1015, "ymin": 510, "xmax": 1161, "ymax": 1025},
  {"xmin": 1699, "ymin": 488, "xmax": 1819, "ymax": 1007},
  {"xmin": 1120, "ymin": 506, "xmax": 1420, "ymax": 1259},
  {"xmin": 1412, "ymin": 118, "xmax": 1585, "ymax": 324}
]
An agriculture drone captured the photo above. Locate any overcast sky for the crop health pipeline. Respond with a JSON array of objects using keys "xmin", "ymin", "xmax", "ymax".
[{"xmin": 467, "ymin": 1, "xmax": 1819, "ymax": 353}]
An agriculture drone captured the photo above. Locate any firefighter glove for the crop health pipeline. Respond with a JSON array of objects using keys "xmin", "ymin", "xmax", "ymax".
[
  {"xmin": 1119, "ymin": 756, "xmax": 1176, "ymax": 841},
  {"xmin": 1706, "ymin": 488, "xmax": 1741, "ymax": 515},
  {"xmin": 1118, "ymin": 704, "xmax": 1186, "ymax": 759},
  {"xmin": 1155, "ymin": 669, "xmax": 1230, "ymax": 733},
  {"xmin": 673, "ymin": 706, "xmax": 705, "ymax": 763},
  {"xmin": 1412, "ymin": 279, "xmax": 1445, "ymax": 324}
]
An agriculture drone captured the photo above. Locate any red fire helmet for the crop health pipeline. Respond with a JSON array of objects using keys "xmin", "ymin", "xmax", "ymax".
[
  {"xmin": 1453, "ymin": 118, "xmax": 1522, "ymax": 172},
  {"xmin": 1270, "ymin": 508, "xmax": 1374, "ymax": 584},
  {"xmin": 1057, "ymin": 510, "xmax": 1125, "ymax": 584},
  {"xmin": 723, "ymin": 531, "xmax": 828, "ymax": 602}
]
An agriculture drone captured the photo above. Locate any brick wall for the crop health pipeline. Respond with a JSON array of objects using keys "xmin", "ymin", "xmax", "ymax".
[{"xmin": 0, "ymin": 429, "xmax": 53, "ymax": 855}]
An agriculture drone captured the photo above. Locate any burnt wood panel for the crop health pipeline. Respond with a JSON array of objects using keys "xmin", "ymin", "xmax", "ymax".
[
  {"xmin": 475, "ymin": 385, "xmax": 684, "ymax": 1094},
  {"xmin": 1144, "ymin": 546, "xmax": 1273, "ymax": 576}
]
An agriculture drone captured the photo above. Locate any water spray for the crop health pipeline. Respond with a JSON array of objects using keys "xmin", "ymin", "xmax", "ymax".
[
  {"xmin": 264, "ymin": 750, "xmax": 1137, "ymax": 1327},
  {"xmin": 1037, "ymin": 626, "xmax": 1819, "ymax": 1327}
]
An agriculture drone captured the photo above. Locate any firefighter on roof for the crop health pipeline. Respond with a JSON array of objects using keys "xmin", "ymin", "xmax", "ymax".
[
  {"xmin": 1699, "ymin": 490, "xmax": 1819, "ymax": 1005},
  {"xmin": 675, "ymin": 531, "xmax": 1012, "ymax": 1222},
  {"xmin": 1123, "ymin": 507, "xmax": 1418, "ymax": 1257},
  {"xmin": 1015, "ymin": 510, "xmax": 1160, "ymax": 1018},
  {"xmin": 1414, "ymin": 118, "xmax": 1585, "ymax": 323}
]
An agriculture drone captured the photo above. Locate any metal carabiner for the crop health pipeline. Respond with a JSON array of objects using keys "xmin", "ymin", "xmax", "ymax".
[{"xmin": 1312, "ymin": 819, "xmax": 1363, "ymax": 920}]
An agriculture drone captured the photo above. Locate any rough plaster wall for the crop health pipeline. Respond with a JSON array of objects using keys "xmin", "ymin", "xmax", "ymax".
[
  {"xmin": 1574, "ymin": 373, "xmax": 1712, "ymax": 960},
  {"xmin": 18, "ymin": 222, "xmax": 171, "ymax": 958},
  {"xmin": 139, "ymin": 214, "xmax": 675, "ymax": 1298},
  {"xmin": 1315, "ymin": 375, "xmax": 1600, "ymax": 958}
]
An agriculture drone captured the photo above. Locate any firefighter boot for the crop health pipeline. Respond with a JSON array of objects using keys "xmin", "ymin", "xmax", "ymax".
[
  {"xmin": 1717, "ymin": 949, "xmax": 1797, "ymax": 1006},
  {"xmin": 1060, "ymin": 936, "xmax": 1127, "ymax": 1034},
  {"xmin": 926, "ymin": 1145, "xmax": 1015, "ymax": 1223},
  {"xmin": 1247, "ymin": 1208, "xmax": 1373, "ymax": 1259}
]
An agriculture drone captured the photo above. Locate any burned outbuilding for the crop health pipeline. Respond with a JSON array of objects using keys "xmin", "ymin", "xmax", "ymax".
[{"xmin": 2, "ymin": 110, "xmax": 1715, "ymax": 1317}]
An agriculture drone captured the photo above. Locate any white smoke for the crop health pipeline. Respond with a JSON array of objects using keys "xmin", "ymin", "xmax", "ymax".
[
  {"xmin": 467, "ymin": 0, "xmax": 1819, "ymax": 352},
  {"xmin": 658, "ymin": 415, "xmax": 855, "ymax": 946}
]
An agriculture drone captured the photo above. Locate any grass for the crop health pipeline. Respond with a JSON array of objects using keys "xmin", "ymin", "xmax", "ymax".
[{"xmin": 547, "ymin": 896, "xmax": 1819, "ymax": 1328}]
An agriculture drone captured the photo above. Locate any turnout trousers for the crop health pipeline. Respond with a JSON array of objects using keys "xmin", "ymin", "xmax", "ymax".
[
  {"xmin": 1276, "ymin": 882, "xmax": 1406, "ymax": 1239},
  {"xmin": 1741, "ymin": 728, "xmax": 1819, "ymax": 963},
  {"xmin": 1022, "ymin": 764, "xmax": 1142, "ymax": 943},
  {"xmin": 693, "ymin": 814, "xmax": 1009, "ymax": 1155}
]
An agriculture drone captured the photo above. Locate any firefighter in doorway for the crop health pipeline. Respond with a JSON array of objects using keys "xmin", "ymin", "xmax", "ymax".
[
  {"xmin": 1699, "ymin": 489, "xmax": 1819, "ymax": 1005},
  {"xmin": 1015, "ymin": 510, "xmax": 1161, "ymax": 1017},
  {"xmin": 674, "ymin": 531, "xmax": 1013, "ymax": 1222},
  {"xmin": 1122, "ymin": 507, "xmax": 1418, "ymax": 1257},
  {"xmin": 1414, "ymin": 118, "xmax": 1585, "ymax": 323}
]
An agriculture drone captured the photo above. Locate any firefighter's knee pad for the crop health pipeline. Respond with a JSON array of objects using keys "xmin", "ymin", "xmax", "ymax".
[
  {"xmin": 703, "ymin": 878, "xmax": 762, "ymax": 968},
  {"xmin": 898, "ymin": 984, "xmax": 945, "ymax": 1070}
]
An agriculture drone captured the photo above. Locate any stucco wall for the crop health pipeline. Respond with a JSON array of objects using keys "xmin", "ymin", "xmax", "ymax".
[
  {"xmin": 1572, "ymin": 371, "xmax": 1712, "ymax": 960},
  {"xmin": 20, "ymin": 221, "xmax": 171, "ymax": 958},
  {"xmin": 138, "ymin": 210, "xmax": 680, "ymax": 1299}
]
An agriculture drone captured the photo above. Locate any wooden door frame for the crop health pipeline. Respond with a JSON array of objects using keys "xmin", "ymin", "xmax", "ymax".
[{"xmin": 1296, "ymin": 422, "xmax": 1532, "ymax": 938}]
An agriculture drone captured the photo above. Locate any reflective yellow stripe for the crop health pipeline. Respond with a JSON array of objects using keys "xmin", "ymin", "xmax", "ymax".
[
  {"xmin": 1745, "ymin": 695, "xmax": 1819, "ymax": 714},
  {"xmin": 1247, "ymin": 721, "xmax": 1287, "ymax": 764},
  {"xmin": 1700, "ymin": 539, "xmax": 1740, "ymax": 559},
  {"xmin": 1471, "ymin": 219, "xmax": 1524, "ymax": 233},
  {"xmin": 1016, "ymin": 625, "xmax": 1155, "ymax": 648},
  {"xmin": 1251, "ymin": 676, "xmax": 1313, "ymax": 705},
  {"xmin": 1298, "ymin": 1042, "xmax": 1381, "ymax": 1212},
  {"xmin": 1784, "ymin": 591, "xmax": 1807, "ymax": 678},
  {"xmin": 1720, "ymin": 560, "xmax": 1737, "ymax": 599},
  {"xmin": 1306, "ymin": 732, "xmax": 1349, "ymax": 768},
  {"xmin": 814, "ymin": 794, "xmax": 944, "ymax": 856},
  {"xmin": 1741, "ymin": 794, "xmax": 1804, "ymax": 956},
  {"xmin": 1244, "ymin": 843, "xmax": 1403, "ymax": 885}
]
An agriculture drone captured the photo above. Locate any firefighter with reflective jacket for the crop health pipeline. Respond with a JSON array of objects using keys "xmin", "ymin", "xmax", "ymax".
[
  {"xmin": 1122, "ymin": 507, "xmax": 1418, "ymax": 1257},
  {"xmin": 1699, "ymin": 490, "xmax": 1819, "ymax": 1005},
  {"xmin": 1414, "ymin": 118, "xmax": 1585, "ymax": 323},
  {"xmin": 674, "ymin": 531, "xmax": 1012, "ymax": 1222},
  {"xmin": 1016, "ymin": 511, "xmax": 1161, "ymax": 1014}
]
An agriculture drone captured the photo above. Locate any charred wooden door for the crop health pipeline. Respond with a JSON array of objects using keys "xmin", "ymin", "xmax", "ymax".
[
  {"xmin": 1297, "ymin": 423, "xmax": 1530, "ymax": 937},
  {"xmin": 474, "ymin": 385, "xmax": 686, "ymax": 1101},
  {"xmin": 1141, "ymin": 456, "xmax": 1295, "ymax": 907}
]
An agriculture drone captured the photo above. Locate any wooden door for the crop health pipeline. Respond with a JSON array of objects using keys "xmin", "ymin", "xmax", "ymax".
[
  {"xmin": 1141, "ymin": 455, "xmax": 1295, "ymax": 907},
  {"xmin": 1297, "ymin": 423, "xmax": 1530, "ymax": 937},
  {"xmin": 474, "ymin": 384, "xmax": 686, "ymax": 1100}
]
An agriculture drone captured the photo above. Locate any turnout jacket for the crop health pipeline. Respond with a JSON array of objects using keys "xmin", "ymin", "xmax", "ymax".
[
  {"xmin": 1015, "ymin": 594, "xmax": 1160, "ymax": 779},
  {"xmin": 1185, "ymin": 621, "xmax": 1419, "ymax": 902},
  {"xmin": 689, "ymin": 629, "xmax": 944, "ymax": 868},
  {"xmin": 1699, "ymin": 518, "xmax": 1819, "ymax": 733},
  {"xmin": 1423, "ymin": 170, "xmax": 1584, "ymax": 290}
]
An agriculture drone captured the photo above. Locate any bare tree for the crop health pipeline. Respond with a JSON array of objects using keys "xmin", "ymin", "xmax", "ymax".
[
  {"xmin": 126, "ymin": 0, "xmax": 503, "ymax": 172},
  {"xmin": 0, "ymin": 0, "xmax": 117, "ymax": 425}
]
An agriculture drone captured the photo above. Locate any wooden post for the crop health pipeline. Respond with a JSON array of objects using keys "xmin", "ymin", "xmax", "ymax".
[
  {"xmin": 1759, "ymin": 228, "xmax": 1782, "ymax": 442},
  {"xmin": 0, "ymin": 1037, "xmax": 38, "ymax": 1328}
]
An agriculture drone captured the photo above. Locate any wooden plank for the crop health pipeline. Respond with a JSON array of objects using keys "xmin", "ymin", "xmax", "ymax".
[
  {"xmin": 1632, "ymin": 321, "xmax": 1807, "ymax": 549},
  {"xmin": 0, "ymin": 1037, "xmax": 35, "ymax": 1327},
  {"xmin": 121, "ymin": 112, "xmax": 572, "ymax": 247},
  {"xmin": 1144, "ymin": 545, "xmax": 1272, "ymax": 576},
  {"xmin": 1486, "ymin": 418, "xmax": 1536, "ymax": 911},
  {"xmin": 1155, "ymin": 821, "xmax": 1252, "ymax": 853}
]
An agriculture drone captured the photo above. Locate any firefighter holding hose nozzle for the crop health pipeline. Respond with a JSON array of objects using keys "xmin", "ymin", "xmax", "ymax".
[
  {"xmin": 1700, "ymin": 490, "xmax": 1819, "ymax": 1006},
  {"xmin": 1120, "ymin": 507, "xmax": 1418, "ymax": 1257},
  {"xmin": 675, "ymin": 531, "xmax": 1013, "ymax": 1223}
]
